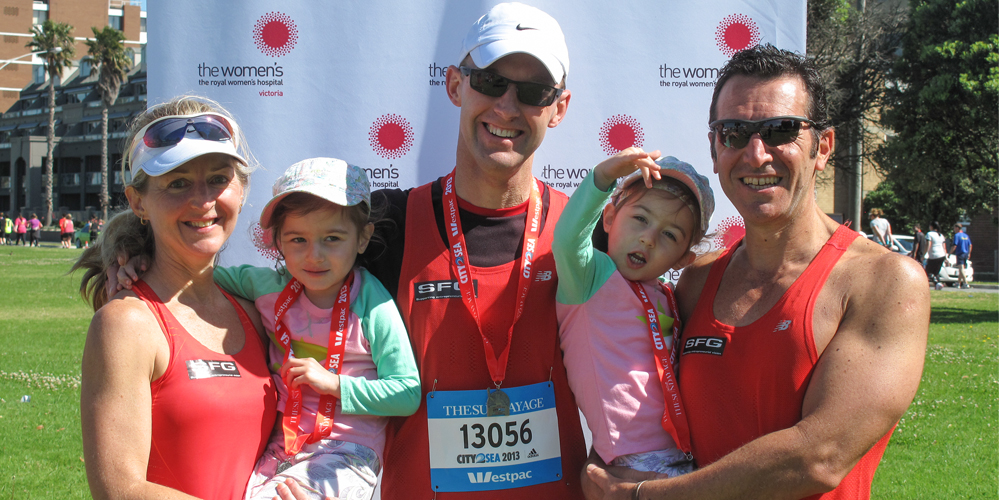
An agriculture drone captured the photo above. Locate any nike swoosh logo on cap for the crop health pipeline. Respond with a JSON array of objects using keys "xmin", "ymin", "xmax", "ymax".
[{"xmin": 515, "ymin": 24, "xmax": 537, "ymax": 30}]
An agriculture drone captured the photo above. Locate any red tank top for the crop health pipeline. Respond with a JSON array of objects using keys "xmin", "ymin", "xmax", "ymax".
[
  {"xmin": 380, "ymin": 180, "xmax": 586, "ymax": 500},
  {"xmin": 680, "ymin": 226, "xmax": 892, "ymax": 499},
  {"xmin": 133, "ymin": 280, "xmax": 277, "ymax": 500}
]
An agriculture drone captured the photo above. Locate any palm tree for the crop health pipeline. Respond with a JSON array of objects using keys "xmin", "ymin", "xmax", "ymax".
[
  {"xmin": 27, "ymin": 20, "xmax": 75, "ymax": 227},
  {"xmin": 84, "ymin": 26, "xmax": 132, "ymax": 220}
]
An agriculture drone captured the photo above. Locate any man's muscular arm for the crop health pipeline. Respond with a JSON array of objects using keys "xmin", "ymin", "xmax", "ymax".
[{"xmin": 587, "ymin": 250, "xmax": 929, "ymax": 500}]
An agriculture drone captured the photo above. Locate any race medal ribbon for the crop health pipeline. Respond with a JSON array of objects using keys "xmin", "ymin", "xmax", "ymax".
[
  {"xmin": 273, "ymin": 272, "xmax": 354, "ymax": 456},
  {"xmin": 440, "ymin": 171, "xmax": 542, "ymax": 410},
  {"xmin": 626, "ymin": 280, "xmax": 693, "ymax": 460},
  {"xmin": 426, "ymin": 382, "xmax": 562, "ymax": 492}
]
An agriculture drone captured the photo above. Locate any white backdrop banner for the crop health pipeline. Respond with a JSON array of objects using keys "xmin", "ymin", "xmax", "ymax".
[{"xmin": 148, "ymin": 0, "xmax": 806, "ymax": 268}]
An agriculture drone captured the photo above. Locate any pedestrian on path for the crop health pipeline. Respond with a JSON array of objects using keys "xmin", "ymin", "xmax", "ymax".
[{"xmin": 948, "ymin": 223, "xmax": 972, "ymax": 289}]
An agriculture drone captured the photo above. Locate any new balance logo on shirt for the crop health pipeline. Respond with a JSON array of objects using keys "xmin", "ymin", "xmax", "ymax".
[{"xmin": 773, "ymin": 320, "xmax": 792, "ymax": 332}]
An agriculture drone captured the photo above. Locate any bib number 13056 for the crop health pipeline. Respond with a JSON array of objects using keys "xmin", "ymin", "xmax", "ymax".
[
  {"xmin": 426, "ymin": 382, "xmax": 562, "ymax": 492},
  {"xmin": 460, "ymin": 419, "xmax": 532, "ymax": 449}
]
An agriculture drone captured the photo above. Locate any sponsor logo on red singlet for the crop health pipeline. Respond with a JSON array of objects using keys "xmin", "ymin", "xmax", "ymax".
[
  {"xmin": 186, "ymin": 359, "xmax": 242, "ymax": 379},
  {"xmin": 682, "ymin": 336, "xmax": 727, "ymax": 356},
  {"xmin": 414, "ymin": 279, "xmax": 480, "ymax": 301}
]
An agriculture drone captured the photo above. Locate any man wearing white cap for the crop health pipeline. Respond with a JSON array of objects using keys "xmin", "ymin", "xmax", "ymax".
[{"xmin": 362, "ymin": 3, "xmax": 585, "ymax": 498}]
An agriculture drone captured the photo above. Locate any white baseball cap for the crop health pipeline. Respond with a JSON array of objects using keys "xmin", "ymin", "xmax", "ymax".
[{"xmin": 459, "ymin": 2, "xmax": 569, "ymax": 84}]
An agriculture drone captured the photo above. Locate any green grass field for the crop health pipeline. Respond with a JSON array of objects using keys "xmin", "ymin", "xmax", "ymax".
[
  {"xmin": 1, "ymin": 245, "xmax": 91, "ymax": 499},
  {"xmin": 1, "ymin": 245, "xmax": 997, "ymax": 499}
]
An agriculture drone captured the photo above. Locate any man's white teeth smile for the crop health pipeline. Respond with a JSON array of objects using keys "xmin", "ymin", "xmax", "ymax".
[
  {"xmin": 188, "ymin": 219, "xmax": 215, "ymax": 228},
  {"xmin": 486, "ymin": 124, "xmax": 518, "ymax": 138},
  {"xmin": 742, "ymin": 176, "xmax": 780, "ymax": 187}
]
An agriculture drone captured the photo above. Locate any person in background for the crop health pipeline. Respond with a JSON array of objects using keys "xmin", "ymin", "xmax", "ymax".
[
  {"xmin": 60, "ymin": 213, "xmax": 75, "ymax": 248},
  {"xmin": 13, "ymin": 213, "xmax": 27, "ymax": 246},
  {"xmin": 948, "ymin": 223, "xmax": 972, "ymax": 289},
  {"xmin": 28, "ymin": 213, "xmax": 41, "ymax": 247},
  {"xmin": 925, "ymin": 221, "xmax": 947, "ymax": 289},
  {"xmin": 868, "ymin": 208, "xmax": 892, "ymax": 248},
  {"xmin": 909, "ymin": 223, "xmax": 928, "ymax": 265},
  {"xmin": 0, "ymin": 213, "xmax": 9, "ymax": 245},
  {"xmin": 89, "ymin": 214, "xmax": 100, "ymax": 247}
]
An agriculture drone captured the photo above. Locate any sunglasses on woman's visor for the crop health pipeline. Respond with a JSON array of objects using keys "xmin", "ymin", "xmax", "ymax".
[
  {"xmin": 460, "ymin": 66, "xmax": 563, "ymax": 107},
  {"xmin": 137, "ymin": 113, "xmax": 236, "ymax": 149},
  {"xmin": 710, "ymin": 116, "xmax": 817, "ymax": 149}
]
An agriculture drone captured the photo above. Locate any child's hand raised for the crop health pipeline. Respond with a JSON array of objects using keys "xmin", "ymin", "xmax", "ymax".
[
  {"xmin": 592, "ymin": 147, "xmax": 663, "ymax": 191},
  {"xmin": 281, "ymin": 355, "xmax": 342, "ymax": 398}
]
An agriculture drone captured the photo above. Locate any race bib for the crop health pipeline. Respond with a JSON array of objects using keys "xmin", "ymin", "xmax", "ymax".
[{"xmin": 427, "ymin": 382, "xmax": 561, "ymax": 492}]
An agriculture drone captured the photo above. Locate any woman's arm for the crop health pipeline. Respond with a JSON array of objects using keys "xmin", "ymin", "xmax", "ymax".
[{"xmin": 80, "ymin": 297, "xmax": 201, "ymax": 500}]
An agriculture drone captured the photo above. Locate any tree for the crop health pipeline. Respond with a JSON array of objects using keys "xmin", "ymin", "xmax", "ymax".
[
  {"xmin": 862, "ymin": 179, "xmax": 917, "ymax": 231},
  {"xmin": 807, "ymin": 0, "xmax": 909, "ymax": 226},
  {"xmin": 84, "ymin": 26, "xmax": 132, "ymax": 221},
  {"xmin": 26, "ymin": 20, "xmax": 75, "ymax": 227},
  {"xmin": 877, "ymin": 0, "xmax": 999, "ymax": 226}
]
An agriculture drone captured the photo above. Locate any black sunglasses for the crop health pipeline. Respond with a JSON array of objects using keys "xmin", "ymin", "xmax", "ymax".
[
  {"xmin": 709, "ymin": 116, "xmax": 817, "ymax": 149},
  {"xmin": 460, "ymin": 66, "xmax": 563, "ymax": 107}
]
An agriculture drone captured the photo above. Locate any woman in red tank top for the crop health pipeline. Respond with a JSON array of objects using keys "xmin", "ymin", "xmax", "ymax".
[{"xmin": 74, "ymin": 97, "xmax": 309, "ymax": 500}]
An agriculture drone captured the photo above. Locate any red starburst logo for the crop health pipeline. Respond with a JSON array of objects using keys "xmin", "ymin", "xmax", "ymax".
[
  {"xmin": 253, "ymin": 12, "xmax": 299, "ymax": 57},
  {"xmin": 369, "ymin": 114, "xmax": 414, "ymax": 160},
  {"xmin": 715, "ymin": 14, "xmax": 761, "ymax": 57},
  {"xmin": 713, "ymin": 215, "xmax": 746, "ymax": 250},
  {"xmin": 598, "ymin": 115, "xmax": 644, "ymax": 155}
]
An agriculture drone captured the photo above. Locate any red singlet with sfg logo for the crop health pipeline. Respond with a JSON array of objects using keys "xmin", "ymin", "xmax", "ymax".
[
  {"xmin": 679, "ymin": 227, "xmax": 892, "ymax": 500},
  {"xmin": 132, "ymin": 280, "xmax": 277, "ymax": 500},
  {"xmin": 380, "ymin": 179, "xmax": 586, "ymax": 499}
]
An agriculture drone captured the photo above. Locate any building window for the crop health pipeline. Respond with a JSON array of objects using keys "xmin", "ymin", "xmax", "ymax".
[
  {"xmin": 32, "ymin": 65, "xmax": 45, "ymax": 84},
  {"xmin": 140, "ymin": 17, "xmax": 146, "ymax": 33},
  {"xmin": 113, "ymin": 170, "xmax": 131, "ymax": 185},
  {"xmin": 109, "ymin": 15, "xmax": 122, "ymax": 31},
  {"xmin": 32, "ymin": 8, "xmax": 47, "ymax": 27},
  {"xmin": 79, "ymin": 60, "xmax": 91, "ymax": 77},
  {"xmin": 60, "ymin": 173, "xmax": 80, "ymax": 186}
]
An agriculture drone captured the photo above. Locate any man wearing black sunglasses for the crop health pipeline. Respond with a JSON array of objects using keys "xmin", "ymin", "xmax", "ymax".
[
  {"xmin": 585, "ymin": 45, "xmax": 929, "ymax": 500},
  {"xmin": 362, "ymin": 3, "xmax": 584, "ymax": 499}
]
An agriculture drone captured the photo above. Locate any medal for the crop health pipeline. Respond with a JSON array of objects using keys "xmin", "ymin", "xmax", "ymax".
[
  {"xmin": 486, "ymin": 388, "xmax": 511, "ymax": 416},
  {"xmin": 276, "ymin": 459, "xmax": 293, "ymax": 474}
]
